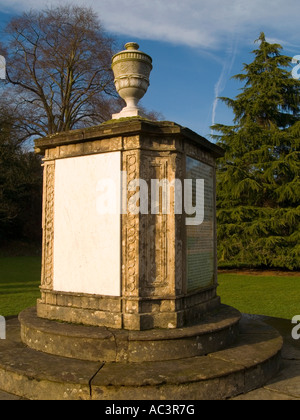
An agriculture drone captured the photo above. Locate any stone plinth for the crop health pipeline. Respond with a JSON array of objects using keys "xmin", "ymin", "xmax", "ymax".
[
  {"xmin": 0, "ymin": 117, "xmax": 283, "ymax": 401},
  {"xmin": 20, "ymin": 305, "xmax": 241, "ymax": 363},
  {"xmin": 35, "ymin": 118, "xmax": 224, "ymax": 331},
  {"xmin": 0, "ymin": 314, "xmax": 283, "ymax": 400}
]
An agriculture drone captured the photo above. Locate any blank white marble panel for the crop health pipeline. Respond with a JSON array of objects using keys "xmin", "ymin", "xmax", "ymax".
[{"xmin": 53, "ymin": 152, "xmax": 121, "ymax": 296}]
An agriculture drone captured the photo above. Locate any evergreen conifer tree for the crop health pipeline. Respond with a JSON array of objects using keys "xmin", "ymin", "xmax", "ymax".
[{"xmin": 212, "ymin": 33, "xmax": 300, "ymax": 270}]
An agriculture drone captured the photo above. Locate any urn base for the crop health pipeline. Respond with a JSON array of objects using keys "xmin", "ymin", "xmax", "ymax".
[{"xmin": 112, "ymin": 105, "xmax": 146, "ymax": 119}]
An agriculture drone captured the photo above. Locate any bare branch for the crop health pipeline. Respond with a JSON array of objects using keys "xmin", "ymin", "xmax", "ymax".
[{"xmin": 3, "ymin": 5, "xmax": 118, "ymax": 138}]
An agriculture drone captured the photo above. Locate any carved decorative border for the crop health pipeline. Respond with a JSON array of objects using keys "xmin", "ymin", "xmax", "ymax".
[
  {"xmin": 123, "ymin": 152, "xmax": 140, "ymax": 297},
  {"xmin": 144, "ymin": 156, "xmax": 168, "ymax": 289},
  {"xmin": 138, "ymin": 153, "xmax": 179, "ymax": 297},
  {"xmin": 174, "ymin": 155, "xmax": 184, "ymax": 294},
  {"xmin": 41, "ymin": 162, "xmax": 55, "ymax": 290}
]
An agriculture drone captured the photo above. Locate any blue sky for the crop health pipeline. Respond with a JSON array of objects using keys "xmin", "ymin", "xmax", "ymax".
[{"xmin": 0, "ymin": 0, "xmax": 299, "ymax": 140}]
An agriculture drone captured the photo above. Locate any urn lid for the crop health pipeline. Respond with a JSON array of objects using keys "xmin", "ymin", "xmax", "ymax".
[
  {"xmin": 124, "ymin": 42, "xmax": 140, "ymax": 51},
  {"xmin": 112, "ymin": 42, "xmax": 153, "ymax": 68}
]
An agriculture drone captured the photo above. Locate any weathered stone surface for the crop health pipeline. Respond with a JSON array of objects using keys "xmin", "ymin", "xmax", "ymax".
[
  {"xmin": 232, "ymin": 315, "xmax": 300, "ymax": 400},
  {"xmin": 264, "ymin": 361, "xmax": 300, "ymax": 398},
  {"xmin": 0, "ymin": 315, "xmax": 282, "ymax": 400},
  {"xmin": 0, "ymin": 390, "xmax": 24, "ymax": 400},
  {"xmin": 20, "ymin": 305, "xmax": 241, "ymax": 362},
  {"xmin": 0, "ymin": 319, "xmax": 101, "ymax": 400},
  {"xmin": 209, "ymin": 332, "xmax": 282, "ymax": 369},
  {"xmin": 35, "ymin": 119, "xmax": 224, "ymax": 159},
  {"xmin": 37, "ymin": 289, "xmax": 221, "ymax": 330},
  {"xmin": 233, "ymin": 388, "xmax": 298, "ymax": 400},
  {"xmin": 35, "ymin": 118, "xmax": 224, "ymax": 331},
  {"xmin": 37, "ymin": 300, "xmax": 124, "ymax": 329}
]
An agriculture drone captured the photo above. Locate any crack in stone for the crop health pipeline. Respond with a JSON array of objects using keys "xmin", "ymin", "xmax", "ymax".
[
  {"xmin": 89, "ymin": 362, "xmax": 105, "ymax": 398},
  {"xmin": 106, "ymin": 328, "xmax": 130, "ymax": 363}
]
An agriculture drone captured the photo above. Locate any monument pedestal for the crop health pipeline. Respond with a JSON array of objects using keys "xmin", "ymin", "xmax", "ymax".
[
  {"xmin": 0, "ymin": 118, "xmax": 283, "ymax": 400},
  {"xmin": 0, "ymin": 39, "xmax": 284, "ymax": 399},
  {"xmin": 35, "ymin": 118, "xmax": 223, "ymax": 331}
]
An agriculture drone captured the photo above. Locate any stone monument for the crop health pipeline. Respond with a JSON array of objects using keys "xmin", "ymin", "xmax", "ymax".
[
  {"xmin": 0, "ymin": 43, "xmax": 283, "ymax": 400},
  {"xmin": 34, "ymin": 42, "xmax": 224, "ymax": 333}
]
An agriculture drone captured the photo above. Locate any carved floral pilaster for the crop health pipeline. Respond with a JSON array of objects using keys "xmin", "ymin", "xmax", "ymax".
[
  {"xmin": 41, "ymin": 161, "xmax": 55, "ymax": 290},
  {"xmin": 122, "ymin": 152, "xmax": 140, "ymax": 297}
]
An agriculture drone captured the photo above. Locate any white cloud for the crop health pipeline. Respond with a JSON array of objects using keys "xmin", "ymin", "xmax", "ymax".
[
  {"xmin": 0, "ymin": 0, "xmax": 298, "ymax": 50},
  {"xmin": 1, "ymin": 0, "xmax": 298, "ymax": 134}
]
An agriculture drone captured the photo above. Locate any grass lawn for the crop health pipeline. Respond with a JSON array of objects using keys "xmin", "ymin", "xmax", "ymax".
[
  {"xmin": 0, "ymin": 257, "xmax": 41, "ymax": 317},
  {"xmin": 218, "ymin": 272, "xmax": 300, "ymax": 320},
  {"xmin": 0, "ymin": 256, "xmax": 299, "ymax": 320}
]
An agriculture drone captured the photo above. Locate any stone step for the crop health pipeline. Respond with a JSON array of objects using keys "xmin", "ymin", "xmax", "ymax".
[
  {"xmin": 0, "ymin": 389, "xmax": 25, "ymax": 400},
  {"xmin": 19, "ymin": 305, "xmax": 241, "ymax": 362},
  {"xmin": 0, "ymin": 315, "xmax": 283, "ymax": 400}
]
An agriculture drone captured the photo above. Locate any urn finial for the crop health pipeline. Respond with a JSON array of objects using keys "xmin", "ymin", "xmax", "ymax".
[
  {"xmin": 111, "ymin": 42, "xmax": 153, "ymax": 119},
  {"xmin": 125, "ymin": 42, "xmax": 139, "ymax": 50}
]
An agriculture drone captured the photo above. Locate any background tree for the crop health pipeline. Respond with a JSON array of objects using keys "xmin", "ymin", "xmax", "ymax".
[
  {"xmin": 0, "ymin": 5, "xmax": 164, "ymax": 253},
  {"xmin": 0, "ymin": 104, "xmax": 42, "ymax": 247},
  {"xmin": 2, "ymin": 5, "xmax": 118, "ymax": 139},
  {"xmin": 212, "ymin": 33, "xmax": 300, "ymax": 270}
]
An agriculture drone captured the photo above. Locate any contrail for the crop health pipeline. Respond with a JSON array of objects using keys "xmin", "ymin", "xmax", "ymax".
[{"xmin": 211, "ymin": 36, "xmax": 239, "ymax": 133}]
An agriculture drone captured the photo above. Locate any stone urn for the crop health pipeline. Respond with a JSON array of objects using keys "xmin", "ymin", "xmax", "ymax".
[{"xmin": 112, "ymin": 42, "xmax": 153, "ymax": 119}]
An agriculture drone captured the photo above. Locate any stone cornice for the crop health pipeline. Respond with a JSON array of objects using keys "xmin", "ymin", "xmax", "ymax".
[{"xmin": 35, "ymin": 118, "xmax": 224, "ymax": 159}]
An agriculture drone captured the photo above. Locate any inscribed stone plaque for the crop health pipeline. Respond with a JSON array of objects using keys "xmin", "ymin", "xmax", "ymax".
[
  {"xmin": 53, "ymin": 152, "xmax": 121, "ymax": 297},
  {"xmin": 186, "ymin": 157, "xmax": 215, "ymax": 292}
]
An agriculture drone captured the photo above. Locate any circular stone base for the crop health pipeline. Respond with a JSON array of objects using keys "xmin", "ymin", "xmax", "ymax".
[
  {"xmin": 19, "ymin": 305, "xmax": 241, "ymax": 362},
  {"xmin": 0, "ymin": 315, "xmax": 283, "ymax": 400}
]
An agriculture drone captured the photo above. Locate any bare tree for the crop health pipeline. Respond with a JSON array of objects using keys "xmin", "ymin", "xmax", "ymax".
[{"xmin": 3, "ymin": 5, "xmax": 118, "ymax": 138}]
